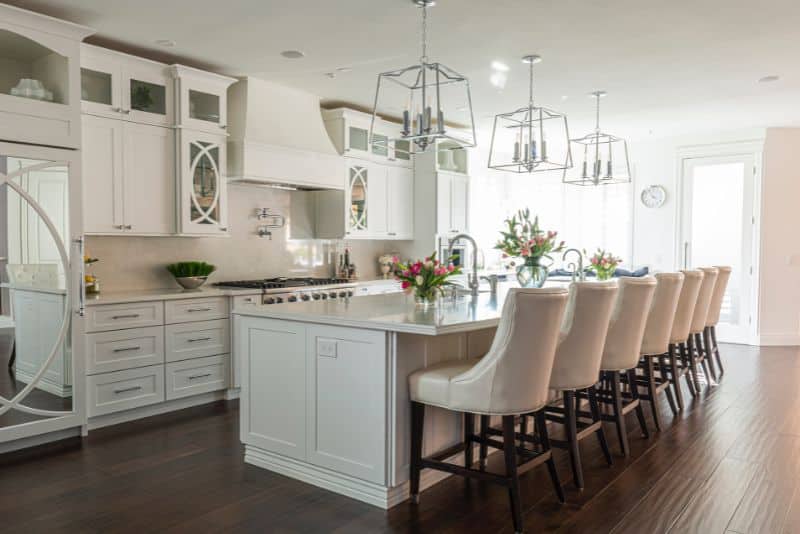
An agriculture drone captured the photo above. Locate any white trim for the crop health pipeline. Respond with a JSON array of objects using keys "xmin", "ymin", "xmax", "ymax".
[
  {"xmin": 87, "ymin": 391, "xmax": 227, "ymax": 430},
  {"xmin": 758, "ymin": 334, "xmax": 800, "ymax": 347},
  {"xmin": 245, "ymin": 444, "xmax": 477, "ymax": 509},
  {"xmin": 0, "ymin": 427, "xmax": 80, "ymax": 455},
  {"xmin": 13, "ymin": 367, "xmax": 72, "ymax": 398}
]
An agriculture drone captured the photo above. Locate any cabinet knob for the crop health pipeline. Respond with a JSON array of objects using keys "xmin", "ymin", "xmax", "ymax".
[
  {"xmin": 122, "ymin": 109, "xmax": 131, "ymax": 115},
  {"xmin": 220, "ymin": 227, "xmax": 228, "ymax": 232},
  {"xmin": 114, "ymin": 224, "xmax": 124, "ymax": 230},
  {"xmin": 124, "ymin": 225, "xmax": 132, "ymax": 230},
  {"xmin": 219, "ymin": 124, "xmax": 227, "ymax": 130}
]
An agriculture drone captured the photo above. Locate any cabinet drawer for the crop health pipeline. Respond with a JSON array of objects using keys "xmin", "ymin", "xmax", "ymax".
[
  {"xmin": 87, "ymin": 365, "xmax": 165, "ymax": 417},
  {"xmin": 165, "ymin": 319, "xmax": 230, "ymax": 362},
  {"xmin": 165, "ymin": 354, "xmax": 229, "ymax": 400},
  {"xmin": 165, "ymin": 297, "xmax": 229, "ymax": 324},
  {"xmin": 232, "ymin": 294, "xmax": 261, "ymax": 309},
  {"xmin": 86, "ymin": 326, "xmax": 165, "ymax": 375},
  {"xmin": 86, "ymin": 301, "xmax": 164, "ymax": 332}
]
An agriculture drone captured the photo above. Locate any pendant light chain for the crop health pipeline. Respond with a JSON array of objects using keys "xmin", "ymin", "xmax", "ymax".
[
  {"xmin": 595, "ymin": 93, "xmax": 601, "ymax": 133},
  {"xmin": 420, "ymin": 4, "xmax": 429, "ymax": 64},
  {"xmin": 528, "ymin": 59, "xmax": 535, "ymax": 106}
]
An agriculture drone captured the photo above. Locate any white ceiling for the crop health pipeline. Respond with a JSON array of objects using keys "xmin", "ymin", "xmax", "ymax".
[{"xmin": 7, "ymin": 0, "xmax": 800, "ymax": 138}]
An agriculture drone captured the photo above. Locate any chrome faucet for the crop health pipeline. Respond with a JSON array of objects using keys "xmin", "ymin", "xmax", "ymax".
[
  {"xmin": 480, "ymin": 274, "xmax": 499, "ymax": 295},
  {"xmin": 448, "ymin": 233, "xmax": 480, "ymax": 296},
  {"xmin": 562, "ymin": 248, "xmax": 585, "ymax": 282}
]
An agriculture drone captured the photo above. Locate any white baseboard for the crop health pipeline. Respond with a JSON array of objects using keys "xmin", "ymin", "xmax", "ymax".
[
  {"xmin": 224, "ymin": 388, "xmax": 240, "ymax": 401},
  {"xmin": 87, "ymin": 391, "xmax": 228, "ymax": 430},
  {"xmin": 758, "ymin": 334, "xmax": 800, "ymax": 346},
  {"xmin": 0, "ymin": 427, "xmax": 80, "ymax": 455},
  {"xmin": 244, "ymin": 444, "xmax": 494, "ymax": 509},
  {"xmin": 14, "ymin": 368, "xmax": 72, "ymax": 398}
]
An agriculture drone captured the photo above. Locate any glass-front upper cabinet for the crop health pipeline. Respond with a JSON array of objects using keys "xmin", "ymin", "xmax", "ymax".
[
  {"xmin": 171, "ymin": 65, "xmax": 236, "ymax": 134},
  {"xmin": 0, "ymin": 6, "xmax": 93, "ymax": 149},
  {"xmin": 347, "ymin": 163, "xmax": 369, "ymax": 236},
  {"xmin": 178, "ymin": 130, "xmax": 228, "ymax": 235},
  {"xmin": 80, "ymin": 44, "xmax": 172, "ymax": 126},
  {"xmin": 322, "ymin": 108, "xmax": 412, "ymax": 168}
]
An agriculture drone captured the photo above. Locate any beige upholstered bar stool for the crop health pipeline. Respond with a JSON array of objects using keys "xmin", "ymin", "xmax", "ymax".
[
  {"xmin": 632, "ymin": 272, "xmax": 684, "ymax": 430},
  {"xmin": 669, "ymin": 269, "xmax": 706, "ymax": 398},
  {"xmin": 704, "ymin": 265, "xmax": 731, "ymax": 377},
  {"xmin": 544, "ymin": 281, "xmax": 618, "ymax": 490},
  {"xmin": 594, "ymin": 277, "xmax": 657, "ymax": 457},
  {"xmin": 408, "ymin": 288, "xmax": 570, "ymax": 534},
  {"xmin": 689, "ymin": 267, "xmax": 719, "ymax": 384}
]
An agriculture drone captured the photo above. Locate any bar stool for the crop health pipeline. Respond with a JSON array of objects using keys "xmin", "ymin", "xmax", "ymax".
[
  {"xmin": 631, "ymin": 272, "xmax": 684, "ymax": 431},
  {"xmin": 669, "ymin": 269, "xmax": 706, "ymax": 396},
  {"xmin": 593, "ymin": 277, "xmax": 657, "ymax": 456},
  {"xmin": 704, "ymin": 265, "xmax": 731, "ymax": 378},
  {"xmin": 408, "ymin": 288, "xmax": 570, "ymax": 534},
  {"xmin": 689, "ymin": 267, "xmax": 719, "ymax": 384},
  {"xmin": 544, "ymin": 281, "xmax": 618, "ymax": 490}
]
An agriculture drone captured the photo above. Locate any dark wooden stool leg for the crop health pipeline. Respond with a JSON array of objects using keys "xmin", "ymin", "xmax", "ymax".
[
  {"xmin": 410, "ymin": 401, "xmax": 425, "ymax": 503},
  {"xmin": 503, "ymin": 415, "xmax": 523, "ymax": 534},
  {"xmin": 627, "ymin": 368, "xmax": 649, "ymax": 438},
  {"xmin": 695, "ymin": 332, "xmax": 715, "ymax": 384},
  {"xmin": 711, "ymin": 326, "xmax": 724, "ymax": 376},
  {"xmin": 464, "ymin": 413, "xmax": 474, "ymax": 468},
  {"xmin": 685, "ymin": 336, "xmax": 702, "ymax": 393},
  {"xmin": 479, "ymin": 414, "xmax": 489, "ymax": 470},
  {"xmin": 563, "ymin": 390, "xmax": 584, "ymax": 489},
  {"xmin": 609, "ymin": 371, "xmax": 629, "ymax": 456},
  {"xmin": 588, "ymin": 387, "xmax": 613, "ymax": 465},
  {"xmin": 703, "ymin": 327, "xmax": 719, "ymax": 381},
  {"xmin": 659, "ymin": 353, "xmax": 679, "ymax": 416},
  {"xmin": 668, "ymin": 343, "xmax": 685, "ymax": 411},
  {"xmin": 535, "ymin": 409, "xmax": 565, "ymax": 503},
  {"xmin": 645, "ymin": 356, "xmax": 662, "ymax": 431}
]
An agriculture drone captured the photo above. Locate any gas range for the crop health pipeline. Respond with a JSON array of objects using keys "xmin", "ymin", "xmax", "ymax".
[{"xmin": 214, "ymin": 277, "xmax": 357, "ymax": 305}]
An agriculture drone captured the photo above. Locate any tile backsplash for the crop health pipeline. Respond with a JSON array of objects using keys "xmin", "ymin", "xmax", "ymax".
[{"xmin": 85, "ymin": 184, "xmax": 394, "ymax": 292}]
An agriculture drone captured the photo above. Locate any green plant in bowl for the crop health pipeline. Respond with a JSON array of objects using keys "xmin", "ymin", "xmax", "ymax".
[{"xmin": 167, "ymin": 261, "xmax": 216, "ymax": 290}]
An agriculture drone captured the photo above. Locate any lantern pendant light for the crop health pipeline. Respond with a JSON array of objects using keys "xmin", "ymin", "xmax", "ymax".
[
  {"xmin": 487, "ymin": 54, "xmax": 572, "ymax": 173},
  {"xmin": 370, "ymin": 0, "xmax": 476, "ymax": 157},
  {"xmin": 563, "ymin": 91, "xmax": 631, "ymax": 186}
]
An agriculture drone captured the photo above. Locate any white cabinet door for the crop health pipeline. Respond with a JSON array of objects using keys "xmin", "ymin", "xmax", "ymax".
[
  {"xmin": 369, "ymin": 163, "xmax": 389, "ymax": 236},
  {"xmin": 122, "ymin": 58, "xmax": 172, "ymax": 126},
  {"xmin": 82, "ymin": 115, "xmax": 125, "ymax": 234},
  {"xmin": 123, "ymin": 123, "xmax": 175, "ymax": 234},
  {"xmin": 305, "ymin": 325, "xmax": 387, "ymax": 484},
  {"xmin": 178, "ymin": 130, "xmax": 229, "ymax": 235},
  {"xmin": 450, "ymin": 173, "xmax": 469, "ymax": 234},
  {"xmin": 345, "ymin": 161, "xmax": 370, "ymax": 238},
  {"xmin": 387, "ymin": 165, "xmax": 413, "ymax": 239},
  {"xmin": 436, "ymin": 173, "xmax": 453, "ymax": 235}
]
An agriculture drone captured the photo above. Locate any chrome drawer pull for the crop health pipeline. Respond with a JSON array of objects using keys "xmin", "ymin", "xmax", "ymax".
[
  {"xmin": 113, "ymin": 346, "xmax": 141, "ymax": 353},
  {"xmin": 114, "ymin": 385, "xmax": 143, "ymax": 394},
  {"xmin": 187, "ymin": 307, "xmax": 212, "ymax": 313},
  {"xmin": 111, "ymin": 314, "xmax": 140, "ymax": 320},
  {"xmin": 188, "ymin": 373, "xmax": 212, "ymax": 380},
  {"xmin": 187, "ymin": 337, "xmax": 212, "ymax": 343}
]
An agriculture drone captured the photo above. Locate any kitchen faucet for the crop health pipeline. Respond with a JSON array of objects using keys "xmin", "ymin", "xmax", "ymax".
[
  {"xmin": 562, "ymin": 248, "xmax": 586, "ymax": 282},
  {"xmin": 448, "ymin": 233, "xmax": 480, "ymax": 296}
]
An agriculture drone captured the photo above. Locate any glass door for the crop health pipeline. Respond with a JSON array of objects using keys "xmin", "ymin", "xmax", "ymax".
[
  {"xmin": 0, "ymin": 142, "xmax": 83, "ymax": 448},
  {"xmin": 680, "ymin": 153, "xmax": 757, "ymax": 343}
]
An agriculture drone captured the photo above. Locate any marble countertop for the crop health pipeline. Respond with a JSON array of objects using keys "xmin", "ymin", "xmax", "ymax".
[
  {"xmin": 85, "ymin": 286, "xmax": 260, "ymax": 306},
  {"xmin": 0, "ymin": 282, "xmax": 67, "ymax": 295},
  {"xmin": 232, "ymin": 283, "xmax": 572, "ymax": 336}
]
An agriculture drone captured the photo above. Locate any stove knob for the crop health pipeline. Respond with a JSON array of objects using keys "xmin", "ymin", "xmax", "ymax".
[
  {"xmin": 338, "ymin": 291, "xmax": 348, "ymax": 298},
  {"xmin": 347, "ymin": 290, "xmax": 354, "ymax": 298},
  {"xmin": 301, "ymin": 294, "xmax": 311, "ymax": 301},
  {"xmin": 264, "ymin": 297, "xmax": 275, "ymax": 305},
  {"xmin": 319, "ymin": 293, "xmax": 327, "ymax": 300},
  {"xmin": 275, "ymin": 297, "xmax": 284, "ymax": 304},
  {"xmin": 288, "ymin": 295, "xmax": 298, "ymax": 303},
  {"xmin": 312, "ymin": 293, "xmax": 321, "ymax": 300},
  {"xmin": 329, "ymin": 292, "xmax": 338, "ymax": 299}
]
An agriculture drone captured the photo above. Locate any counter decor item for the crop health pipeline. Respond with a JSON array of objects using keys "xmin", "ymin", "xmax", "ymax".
[
  {"xmin": 84, "ymin": 254, "xmax": 100, "ymax": 294},
  {"xmin": 587, "ymin": 249, "xmax": 622, "ymax": 280},
  {"xmin": 10, "ymin": 78, "xmax": 54, "ymax": 101},
  {"xmin": 495, "ymin": 208, "xmax": 565, "ymax": 288},
  {"xmin": 167, "ymin": 261, "xmax": 216, "ymax": 290},
  {"xmin": 378, "ymin": 254, "xmax": 398, "ymax": 279},
  {"xmin": 392, "ymin": 252, "xmax": 461, "ymax": 308}
]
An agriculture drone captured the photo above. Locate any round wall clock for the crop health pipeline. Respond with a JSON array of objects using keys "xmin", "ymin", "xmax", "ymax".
[{"xmin": 640, "ymin": 185, "xmax": 667, "ymax": 208}]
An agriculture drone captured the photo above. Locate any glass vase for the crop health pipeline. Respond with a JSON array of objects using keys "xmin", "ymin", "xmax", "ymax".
[
  {"xmin": 516, "ymin": 257, "xmax": 549, "ymax": 288},
  {"xmin": 414, "ymin": 288, "xmax": 439, "ymax": 309}
]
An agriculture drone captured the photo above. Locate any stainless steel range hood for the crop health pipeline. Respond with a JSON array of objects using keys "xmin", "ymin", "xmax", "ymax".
[{"xmin": 227, "ymin": 77, "xmax": 344, "ymax": 190}]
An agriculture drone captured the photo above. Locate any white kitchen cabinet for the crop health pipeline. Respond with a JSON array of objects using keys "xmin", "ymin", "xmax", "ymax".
[
  {"xmin": 80, "ymin": 44, "xmax": 173, "ymax": 127},
  {"xmin": 387, "ymin": 165, "xmax": 414, "ymax": 239},
  {"xmin": 0, "ymin": 5, "xmax": 93, "ymax": 149},
  {"xmin": 177, "ymin": 129, "xmax": 229, "ymax": 235},
  {"xmin": 323, "ymin": 108, "xmax": 412, "ymax": 167},
  {"xmin": 345, "ymin": 160, "xmax": 412, "ymax": 240},
  {"xmin": 171, "ymin": 65, "xmax": 235, "ymax": 134},
  {"xmin": 82, "ymin": 115, "xmax": 175, "ymax": 235},
  {"xmin": 436, "ymin": 171, "xmax": 469, "ymax": 236}
]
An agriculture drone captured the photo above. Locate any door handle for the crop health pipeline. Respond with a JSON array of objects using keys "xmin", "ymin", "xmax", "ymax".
[
  {"xmin": 683, "ymin": 242, "xmax": 690, "ymax": 269},
  {"xmin": 113, "ymin": 346, "xmax": 141, "ymax": 353},
  {"xmin": 74, "ymin": 237, "xmax": 85, "ymax": 317}
]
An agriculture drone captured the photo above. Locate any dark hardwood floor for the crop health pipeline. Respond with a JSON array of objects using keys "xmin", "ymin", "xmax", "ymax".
[{"xmin": 2, "ymin": 343, "xmax": 800, "ymax": 533}]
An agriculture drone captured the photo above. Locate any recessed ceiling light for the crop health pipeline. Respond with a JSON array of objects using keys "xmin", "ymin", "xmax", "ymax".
[
  {"xmin": 490, "ymin": 71, "xmax": 508, "ymax": 89},
  {"xmin": 280, "ymin": 50, "xmax": 306, "ymax": 59},
  {"xmin": 155, "ymin": 39, "xmax": 176, "ymax": 47},
  {"xmin": 758, "ymin": 75, "xmax": 780, "ymax": 83},
  {"xmin": 560, "ymin": 95, "xmax": 569, "ymax": 101},
  {"xmin": 491, "ymin": 61, "xmax": 509, "ymax": 72}
]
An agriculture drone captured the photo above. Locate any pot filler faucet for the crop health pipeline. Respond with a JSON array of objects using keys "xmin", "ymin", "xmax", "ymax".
[{"xmin": 448, "ymin": 233, "xmax": 480, "ymax": 296}]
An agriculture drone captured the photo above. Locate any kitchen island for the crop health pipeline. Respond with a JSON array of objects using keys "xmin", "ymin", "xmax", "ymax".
[{"xmin": 233, "ymin": 287, "xmax": 522, "ymax": 508}]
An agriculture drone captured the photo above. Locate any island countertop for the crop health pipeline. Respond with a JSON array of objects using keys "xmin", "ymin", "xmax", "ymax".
[{"xmin": 232, "ymin": 283, "xmax": 573, "ymax": 335}]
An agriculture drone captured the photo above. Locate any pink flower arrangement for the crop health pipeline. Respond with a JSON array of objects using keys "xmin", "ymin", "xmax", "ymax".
[
  {"xmin": 495, "ymin": 208, "xmax": 566, "ymax": 265},
  {"xmin": 392, "ymin": 251, "xmax": 462, "ymax": 302},
  {"xmin": 587, "ymin": 249, "xmax": 622, "ymax": 280}
]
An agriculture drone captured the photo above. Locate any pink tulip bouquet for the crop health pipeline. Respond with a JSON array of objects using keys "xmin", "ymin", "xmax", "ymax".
[
  {"xmin": 393, "ymin": 252, "xmax": 462, "ymax": 305},
  {"xmin": 588, "ymin": 249, "xmax": 622, "ymax": 280},
  {"xmin": 495, "ymin": 208, "xmax": 565, "ymax": 267}
]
